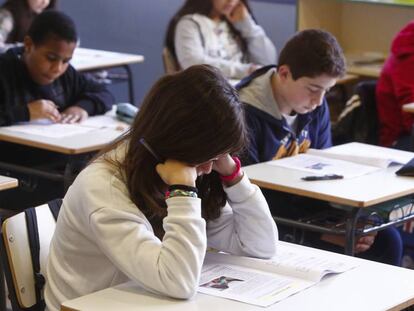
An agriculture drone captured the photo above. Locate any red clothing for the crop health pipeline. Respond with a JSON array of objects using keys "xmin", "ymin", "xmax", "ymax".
[{"xmin": 376, "ymin": 20, "xmax": 414, "ymax": 147}]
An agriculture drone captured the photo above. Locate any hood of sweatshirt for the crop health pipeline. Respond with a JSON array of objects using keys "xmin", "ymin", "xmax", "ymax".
[
  {"xmin": 238, "ymin": 67, "xmax": 283, "ymax": 120},
  {"xmin": 391, "ymin": 21, "xmax": 414, "ymax": 58}
]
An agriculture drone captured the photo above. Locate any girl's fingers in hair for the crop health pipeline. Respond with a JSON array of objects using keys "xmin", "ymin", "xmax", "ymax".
[
  {"xmin": 156, "ymin": 159, "xmax": 197, "ymax": 187},
  {"xmin": 212, "ymin": 154, "xmax": 235, "ymax": 176}
]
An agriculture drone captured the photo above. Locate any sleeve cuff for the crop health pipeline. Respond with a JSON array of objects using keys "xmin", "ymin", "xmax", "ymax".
[
  {"xmin": 166, "ymin": 196, "xmax": 202, "ymax": 217},
  {"xmin": 76, "ymin": 99, "xmax": 96, "ymax": 116},
  {"xmin": 233, "ymin": 15, "xmax": 257, "ymax": 36},
  {"xmin": 223, "ymin": 173, "xmax": 256, "ymax": 203},
  {"xmin": 11, "ymin": 105, "xmax": 30, "ymax": 123}
]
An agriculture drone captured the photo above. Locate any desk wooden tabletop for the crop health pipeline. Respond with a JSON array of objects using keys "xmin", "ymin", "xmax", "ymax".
[
  {"xmin": 0, "ymin": 113, "xmax": 128, "ymax": 155},
  {"xmin": 346, "ymin": 63, "xmax": 382, "ymax": 78},
  {"xmin": 0, "ymin": 175, "xmax": 18, "ymax": 191},
  {"xmin": 60, "ymin": 241, "xmax": 414, "ymax": 311},
  {"xmin": 71, "ymin": 47, "xmax": 144, "ymax": 72},
  {"xmin": 243, "ymin": 143, "xmax": 414, "ymax": 208}
]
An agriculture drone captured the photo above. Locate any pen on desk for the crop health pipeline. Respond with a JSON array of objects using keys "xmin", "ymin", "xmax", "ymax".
[{"xmin": 301, "ymin": 174, "xmax": 344, "ymax": 181}]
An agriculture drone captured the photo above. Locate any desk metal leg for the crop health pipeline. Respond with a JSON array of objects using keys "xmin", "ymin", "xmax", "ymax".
[
  {"xmin": 123, "ymin": 65, "xmax": 135, "ymax": 105},
  {"xmin": 345, "ymin": 208, "xmax": 363, "ymax": 256}
]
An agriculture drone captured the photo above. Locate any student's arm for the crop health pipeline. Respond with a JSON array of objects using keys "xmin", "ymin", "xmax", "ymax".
[
  {"xmin": 83, "ymin": 173, "xmax": 206, "ymax": 299},
  {"xmin": 314, "ymin": 99, "xmax": 332, "ymax": 149},
  {"xmin": 391, "ymin": 57, "xmax": 414, "ymax": 134},
  {"xmin": 243, "ymin": 106, "xmax": 264, "ymax": 165},
  {"xmin": 206, "ymin": 173, "xmax": 278, "ymax": 258},
  {"xmin": 0, "ymin": 74, "xmax": 30, "ymax": 125},
  {"xmin": 232, "ymin": 15, "xmax": 277, "ymax": 66},
  {"xmin": 0, "ymin": 9, "xmax": 13, "ymax": 47},
  {"xmin": 174, "ymin": 18, "xmax": 251, "ymax": 79},
  {"xmin": 65, "ymin": 66, "xmax": 114, "ymax": 116}
]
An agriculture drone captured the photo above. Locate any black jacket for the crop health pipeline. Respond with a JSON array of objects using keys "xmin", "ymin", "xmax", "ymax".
[{"xmin": 0, "ymin": 47, "xmax": 114, "ymax": 126}]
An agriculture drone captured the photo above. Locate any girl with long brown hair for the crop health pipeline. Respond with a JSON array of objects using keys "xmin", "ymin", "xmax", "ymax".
[
  {"xmin": 0, "ymin": 0, "xmax": 58, "ymax": 47},
  {"xmin": 165, "ymin": 0, "xmax": 276, "ymax": 79},
  {"xmin": 45, "ymin": 64, "xmax": 278, "ymax": 311}
]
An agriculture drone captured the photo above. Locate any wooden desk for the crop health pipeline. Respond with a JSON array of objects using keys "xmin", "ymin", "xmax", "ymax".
[
  {"xmin": 71, "ymin": 47, "xmax": 145, "ymax": 105},
  {"xmin": 71, "ymin": 48, "xmax": 144, "ymax": 72},
  {"xmin": 0, "ymin": 176, "xmax": 17, "ymax": 191},
  {"xmin": 243, "ymin": 143, "xmax": 414, "ymax": 255},
  {"xmin": 60, "ymin": 241, "xmax": 414, "ymax": 311},
  {"xmin": 0, "ymin": 112, "xmax": 127, "ymax": 189},
  {"xmin": 346, "ymin": 63, "xmax": 383, "ymax": 78}
]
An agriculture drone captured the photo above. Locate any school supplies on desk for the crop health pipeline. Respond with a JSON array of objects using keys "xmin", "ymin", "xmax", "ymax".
[
  {"xmin": 301, "ymin": 174, "xmax": 343, "ymax": 181},
  {"xmin": 268, "ymin": 142, "xmax": 414, "ymax": 179},
  {"xmin": 396, "ymin": 157, "xmax": 414, "ymax": 176},
  {"xmin": 199, "ymin": 244, "xmax": 356, "ymax": 307},
  {"xmin": 116, "ymin": 103, "xmax": 138, "ymax": 124}
]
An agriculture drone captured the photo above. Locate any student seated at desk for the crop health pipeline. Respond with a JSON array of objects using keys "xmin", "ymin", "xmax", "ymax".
[
  {"xmin": 44, "ymin": 65, "xmax": 278, "ymax": 311},
  {"xmin": 376, "ymin": 20, "xmax": 414, "ymax": 149},
  {"xmin": 165, "ymin": 0, "xmax": 276, "ymax": 79},
  {"xmin": 0, "ymin": 10, "xmax": 114, "ymax": 210},
  {"xmin": 238, "ymin": 29, "xmax": 403, "ymax": 265},
  {"xmin": 0, "ymin": 9, "xmax": 114, "ymax": 126},
  {"xmin": 0, "ymin": 0, "xmax": 57, "ymax": 50}
]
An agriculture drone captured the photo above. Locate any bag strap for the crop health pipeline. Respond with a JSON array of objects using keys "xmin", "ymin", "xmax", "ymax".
[
  {"xmin": 24, "ymin": 208, "xmax": 45, "ymax": 310},
  {"xmin": 48, "ymin": 198, "xmax": 62, "ymax": 221},
  {"xmin": 24, "ymin": 199, "xmax": 62, "ymax": 311}
]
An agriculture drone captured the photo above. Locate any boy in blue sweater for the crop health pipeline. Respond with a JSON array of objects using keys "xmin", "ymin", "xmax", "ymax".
[{"xmin": 238, "ymin": 29, "xmax": 402, "ymax": 265}]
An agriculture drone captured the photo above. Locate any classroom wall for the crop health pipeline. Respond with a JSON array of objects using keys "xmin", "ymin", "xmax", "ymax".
[{"xmin": 59, "ymin": 0, "xmax": 296, "ymax": 105}]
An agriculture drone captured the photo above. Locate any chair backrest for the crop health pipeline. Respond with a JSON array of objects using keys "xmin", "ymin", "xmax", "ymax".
[
  {"xmin": 332, "ymin": 80, "xmax": 379, "ymax": 145},
  {"xmin": 162, "ymin": 47, "xmax": 181, "ymax": 74},
  {"xmin": 0, "ymin": 201, "xmax": 61, "ymax": 311}
]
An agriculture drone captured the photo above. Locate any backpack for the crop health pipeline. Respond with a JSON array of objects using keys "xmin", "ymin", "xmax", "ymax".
[{"xmin": 332, "ymin": 80, "xmax": 379, "ymax": 145}]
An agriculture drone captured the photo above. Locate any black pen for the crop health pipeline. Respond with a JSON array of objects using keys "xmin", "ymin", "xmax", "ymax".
[{"xmin": 301, "ymin": 174, "xmax": 344, "ymax": 181}]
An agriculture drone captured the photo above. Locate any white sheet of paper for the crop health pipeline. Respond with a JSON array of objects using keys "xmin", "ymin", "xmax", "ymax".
[
  {"xmin": 3, "ymin": 123, "xmax": 95, "ymax": 138},
  {"xmin": 314, "ymin": 142, "xmax": 413, "ymax": 167},
  {"xmin": 267, "ymin": 153, "xmax": 380, "ymax": 178}
]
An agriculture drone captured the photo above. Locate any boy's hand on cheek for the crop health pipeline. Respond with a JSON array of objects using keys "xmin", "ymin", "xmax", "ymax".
[
  {"xmin": 156, "ymin": 159, "xmax": 197, "ymax": 187},
  {"xmin": 61, "ymin": 106, "xmax": 88, "ymax": 124},
  {"xmin": 28, "ymin": 99, "xmax": 61, "ymax": 123}
]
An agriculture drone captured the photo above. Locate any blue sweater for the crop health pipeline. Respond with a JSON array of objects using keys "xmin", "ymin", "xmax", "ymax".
[
  {"xmin": 237, "ymin": 66, "xmax": 332, "ymax": 165},
  {"xmin": 243, "ymin": 100, "xmax": 332, "ymax": 165}
]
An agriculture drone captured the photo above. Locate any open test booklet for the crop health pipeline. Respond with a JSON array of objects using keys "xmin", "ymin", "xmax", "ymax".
[
  {"xmin": 198, "ymin": 243, "xmax": 357, "ymax": 307},
  {"xmin": 267, "ymin": 142, "xmax": 414, "ymax": 179}
]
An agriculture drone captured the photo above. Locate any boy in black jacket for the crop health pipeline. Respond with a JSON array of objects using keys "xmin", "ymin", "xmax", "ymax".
[
  {"xmin": 0, "ymin": 10, "xmax": 114, "ymax": 126},
  {"xmin": 0, "ymin": 10, "xmax": 114, "ymax": 209}
]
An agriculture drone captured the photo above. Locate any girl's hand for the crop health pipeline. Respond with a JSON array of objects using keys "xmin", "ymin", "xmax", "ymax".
[
  {"xmin": 213, "ymin": 154, "xmax": 243, "ymax": 186},
  {"xmin": 226, "ymin": 2, "xmax": 249, "ymax": 24},
  {"xmin": 156, "ymin": 159, "xmax": 197, "ymax": 187}
]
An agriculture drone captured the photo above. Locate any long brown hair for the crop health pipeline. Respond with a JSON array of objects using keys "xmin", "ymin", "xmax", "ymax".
[
  {"xmin": 2, "ymin": 0, "xmax": 58, "ymax": 43},
  {"xmin": 165, "ymin": 0, "xmax": 254, "ymax": 60},
  {"xmin": 102, "ymin": 65, "xmax": 247, "ymax": 238}
]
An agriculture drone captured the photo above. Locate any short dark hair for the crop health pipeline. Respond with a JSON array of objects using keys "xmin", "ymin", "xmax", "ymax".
[
  {"xmin": 278, "ymin": 29, "xmax": 346, "ymax": 80},
  {"xmin": 27, "ymin": 10, "xmax": 78, "ymax": 45}
]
